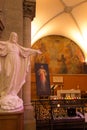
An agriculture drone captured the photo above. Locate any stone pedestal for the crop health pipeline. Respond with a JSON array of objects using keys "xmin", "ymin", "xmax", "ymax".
[
  {"xmin": 0, "ymin": 109, "xmax": 24, "ymax": 130},
  {"xmin": 24, "ymin": 105, "xmax": 36, "ymax": 130}
]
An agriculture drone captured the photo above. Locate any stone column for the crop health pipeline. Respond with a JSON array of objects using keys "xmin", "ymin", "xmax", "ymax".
[{"xmin": 23, "ymin": 1, "xmax": 36, "ymax": 130}]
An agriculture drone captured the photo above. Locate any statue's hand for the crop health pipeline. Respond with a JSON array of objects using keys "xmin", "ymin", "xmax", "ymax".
[{"xmin": 37, "ymin": 50, "xmax": 42, "ymax": 54}]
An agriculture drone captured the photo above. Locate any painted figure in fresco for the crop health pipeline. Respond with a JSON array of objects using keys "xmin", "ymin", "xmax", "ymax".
[
  {"xmin": 0, "ymin": 32, "xmax": 41, "ymax": 110},
  {"xmin": 57, "ymin": 54, "xmax": 68, "ymax": 74}
]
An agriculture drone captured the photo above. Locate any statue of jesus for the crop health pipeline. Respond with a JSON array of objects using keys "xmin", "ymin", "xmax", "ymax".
[{"xmin": 0, "ymin": 32, "xmax": 41, "ymax": 110}]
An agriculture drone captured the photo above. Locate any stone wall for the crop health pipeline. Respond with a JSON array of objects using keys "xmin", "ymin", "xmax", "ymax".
[{"xmin": 0, "ymin": 0, "xmax": 23, "ymax": 44}]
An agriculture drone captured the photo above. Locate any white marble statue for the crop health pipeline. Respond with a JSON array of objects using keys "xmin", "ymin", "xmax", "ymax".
[{"xmin": 0, "ymin": 32, "xmax": 41, "ymax": 111}]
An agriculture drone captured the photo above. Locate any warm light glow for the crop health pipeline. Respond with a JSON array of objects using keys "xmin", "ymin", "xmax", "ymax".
[
  {"xmin": 85, "ymin": 59, "xmax": 87, "ymax": 63},
  {"xmin": 31, "ymin": 22, "xmax": 51, "ymax": 44},
  {"xmin": 31, "ymin": 19, "xmax": 39, "ymax": 41},
  {"xmin": 31, "ymin": 22, "xmax": 87, "ymax": 61},
  {"xmin": 31, "ymin": 0, "xmax": 87, "ymax": 69}
]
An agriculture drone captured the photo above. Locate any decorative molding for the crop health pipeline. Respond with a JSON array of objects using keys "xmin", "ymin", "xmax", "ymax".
[
  {"xmin": 0, "ymin": 11, "xmax": 4, "ymax": 32},
  {"xmin": 64, "ymin": 6, "xmax": 72, "ymax": 13},
  {"xmin": 23, "ymin": 1, "xmax": 36, "ymax": 20},
  {"xmin": 0, "ymin": 20, "xmax": 4, "ymax": 31}
]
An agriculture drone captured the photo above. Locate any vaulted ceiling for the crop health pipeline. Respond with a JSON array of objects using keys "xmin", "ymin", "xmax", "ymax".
[{"xmin": 31, "ymin": 0, "xmax": 87, "ymax": 61}]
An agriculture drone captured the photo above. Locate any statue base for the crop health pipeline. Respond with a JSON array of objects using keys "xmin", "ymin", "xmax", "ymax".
[
  {"xmin": 0, "ymin": 94, "xmax": 23, "ymax": 110},
  {"xmin": 0, "ymin": 109, "xmax": 24, "ymax": 130}
]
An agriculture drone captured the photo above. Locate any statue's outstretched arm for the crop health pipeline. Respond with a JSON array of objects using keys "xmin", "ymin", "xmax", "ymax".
[{"xmin": 19, "ymin": 45, "xmax": 42, "ymax": 57}]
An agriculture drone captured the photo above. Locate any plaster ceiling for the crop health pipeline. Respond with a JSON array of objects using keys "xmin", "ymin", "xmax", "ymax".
[{"xmin": 31, "ymin": 0, "xmax": 87, "ymax": 60}]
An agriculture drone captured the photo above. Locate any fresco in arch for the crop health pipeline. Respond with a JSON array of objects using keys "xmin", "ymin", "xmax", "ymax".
[{"xmin": 31, "ymin": 35, "xmax": 85, "ymax": 74}]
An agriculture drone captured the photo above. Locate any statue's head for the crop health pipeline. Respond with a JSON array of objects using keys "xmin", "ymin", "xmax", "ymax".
[{"xmin": 9, "ymin": 32, "xmax": 18, "ymax": 44}]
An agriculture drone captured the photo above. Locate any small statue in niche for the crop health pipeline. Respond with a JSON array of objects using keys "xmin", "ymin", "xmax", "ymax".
[{"xmin": 0, "ymin": 32, "xmax": 41, "ymax": 110}]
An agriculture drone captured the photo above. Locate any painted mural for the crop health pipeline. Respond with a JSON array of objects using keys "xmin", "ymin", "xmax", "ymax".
[{"xmin": 31, "ymin": 35, "xmax": 85, "ymax": 74}]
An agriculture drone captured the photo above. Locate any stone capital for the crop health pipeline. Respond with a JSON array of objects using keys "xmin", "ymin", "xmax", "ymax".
[{"xmin": 23, "ymin": 1, "xmax": 36, "ymax": 20}]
